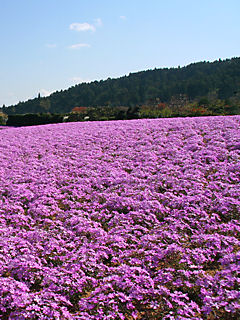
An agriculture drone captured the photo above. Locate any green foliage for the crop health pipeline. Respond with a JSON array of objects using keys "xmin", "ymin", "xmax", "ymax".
[
  {"xmin": 2, "ymin": 57, "xmax": 240, "ymax": 116},
  {"xmin": 161, "ymin": 107, "xmax": 173, "ymax": 117},
  {"xmin": 0, "ymin": 112, "xmax": 7, "ymax": 125},
  {"xmin": 5, "ymin": 99, "xmax": 240, "ymax": 127}
]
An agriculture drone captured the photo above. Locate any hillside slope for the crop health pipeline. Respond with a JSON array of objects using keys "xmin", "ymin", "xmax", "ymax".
[{"xmin": 2, "ymin": 57, "xmax": 240, "ymax": 115}]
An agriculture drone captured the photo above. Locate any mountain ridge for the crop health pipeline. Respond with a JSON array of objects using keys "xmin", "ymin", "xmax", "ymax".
[{"xmin": 2, "ymin": 57, "xmax": 240, "ymax": 115}]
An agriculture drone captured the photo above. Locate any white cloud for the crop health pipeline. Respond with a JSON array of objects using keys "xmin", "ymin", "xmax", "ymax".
[
  {"xmin": 70, "ymin": 77, "xmax": 91, "ymax": 84},
  {"xmin": 40, "ymin": 89, "xmax": 53, "ymax": 97},
  {"xmin": 69, "ymin": 22, "xmax": 95, "ymax": 32},
  {"xmin": 94, "ymin": 18, "xmax": 102, "ymax": 27},
  {"xmin": 45, "ymin": 43, "xmax": 57, "ymax": 48},
  {"xmin": 120, "ymin": 15, "xmax": 126, "ymax": 20},
  {"xmin": 68, "ymin": 43, "xmax": 90, "ymax": 49}
]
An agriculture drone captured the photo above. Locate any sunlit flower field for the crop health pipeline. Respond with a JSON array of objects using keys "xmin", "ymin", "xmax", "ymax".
[{"xmin": 0, "ymin": 116, "xmax": 239, "ymax": 319}]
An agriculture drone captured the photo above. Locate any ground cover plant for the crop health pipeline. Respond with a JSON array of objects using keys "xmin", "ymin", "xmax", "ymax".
[{"xmin": 0, "ymin": 116, "xmax": 239, "ymax": 319}]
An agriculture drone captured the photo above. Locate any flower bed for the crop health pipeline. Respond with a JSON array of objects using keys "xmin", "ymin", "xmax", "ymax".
[{"xmin": 0, "ymin": 116, "xmax": 239, "ymax": 319}]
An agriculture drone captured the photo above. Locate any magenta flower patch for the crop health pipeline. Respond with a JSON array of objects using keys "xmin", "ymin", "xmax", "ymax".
[{"xmin": 0, "ymin": 116, "xmax": 239, "ymax": 319}]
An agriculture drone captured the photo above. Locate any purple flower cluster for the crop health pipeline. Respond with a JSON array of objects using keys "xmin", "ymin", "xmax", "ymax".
[{"xmin": 0, "ymin": 116, "xmax": 239, "ymax": 319}]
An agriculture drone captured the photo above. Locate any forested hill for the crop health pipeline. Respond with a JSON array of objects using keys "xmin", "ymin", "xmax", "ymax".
[{"xmin": 2, "ymin": 57, "xmax": 240, "ymax": 115}]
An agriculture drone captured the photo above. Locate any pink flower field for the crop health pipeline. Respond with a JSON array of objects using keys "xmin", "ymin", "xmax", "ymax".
[{"xmin": 0, "ymin": 116, "xmax": 239, "ymax": 319}]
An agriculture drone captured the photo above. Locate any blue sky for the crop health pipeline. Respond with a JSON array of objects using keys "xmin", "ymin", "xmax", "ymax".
[{"xmin": 0, "ymin": 0, "xmax": 239, "ymax": 107}]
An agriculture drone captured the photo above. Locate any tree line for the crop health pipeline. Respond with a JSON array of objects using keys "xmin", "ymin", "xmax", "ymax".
[{"xmin": 1, "ymin": 57, "xmax": 240, "ymax": 117}]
